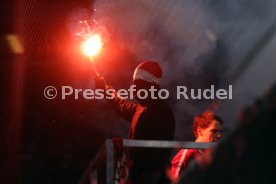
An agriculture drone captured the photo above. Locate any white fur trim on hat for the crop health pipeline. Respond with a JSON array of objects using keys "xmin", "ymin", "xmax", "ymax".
[{"xmin": 133, "ymin": 68, "xmax": 161, "ymax": 85}]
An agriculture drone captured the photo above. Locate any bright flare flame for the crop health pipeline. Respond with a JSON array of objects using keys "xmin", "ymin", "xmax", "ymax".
[{"xmin": 81, "ymin": 34, "xmax": 103, "ymax": 60}]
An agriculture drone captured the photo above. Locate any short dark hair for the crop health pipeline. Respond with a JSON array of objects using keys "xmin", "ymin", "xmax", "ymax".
[{"xmin": 193, "ymin": 111, "xmax": 223, "ymax": 138}]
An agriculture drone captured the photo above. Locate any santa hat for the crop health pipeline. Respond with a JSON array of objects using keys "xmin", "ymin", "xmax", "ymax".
[{"xmin": 133, "ymin": 61, "xmax": 162, "ymax": 85}]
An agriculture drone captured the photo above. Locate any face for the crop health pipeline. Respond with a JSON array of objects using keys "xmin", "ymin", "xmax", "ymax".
[
  {"xmin": 132, "ymin": 79, "xmax": 146, "ymax": 100},
  {"xmin": 132, "ymin": 79, "xmax": 159, "ymax": 102},
  {"xmin": 198, "ymin": 120, "xmax": 223, "ymax": 142}
]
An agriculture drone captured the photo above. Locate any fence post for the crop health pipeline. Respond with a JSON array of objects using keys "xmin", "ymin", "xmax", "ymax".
[{"xmin": 106, "ymin": 139, "xmax": 114, "ymax": 184}]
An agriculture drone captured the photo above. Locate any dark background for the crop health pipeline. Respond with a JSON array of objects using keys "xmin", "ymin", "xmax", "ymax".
[
  {"xmin": 1, "ymin": 0, "xmax": 276, "ymax": 183},
  {"xmin": 0, "ymin": 0, "xmax": 134, "ymax": 183}
]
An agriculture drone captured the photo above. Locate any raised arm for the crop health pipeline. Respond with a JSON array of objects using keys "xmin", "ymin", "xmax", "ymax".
[{"xmin": 95, "ymin": 76, "xmax": 138, "ymax": 122}]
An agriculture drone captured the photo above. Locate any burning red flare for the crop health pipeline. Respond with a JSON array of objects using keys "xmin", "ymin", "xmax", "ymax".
[{"xmin": 81, "ymin": 34, "xmax": 103, "ymax": 61}]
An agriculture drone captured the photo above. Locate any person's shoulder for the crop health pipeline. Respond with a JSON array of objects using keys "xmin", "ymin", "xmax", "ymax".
[
  {"xmin": 149, "ymin": 99, "xmax": 173, "ymax": 111},
  {"xmin": 186, "ymin": 149, "xmax": 203, "ymax": 158},
  {"xmin": 171, "ymin": 149, "xmax": 186, "ymax": 164}
]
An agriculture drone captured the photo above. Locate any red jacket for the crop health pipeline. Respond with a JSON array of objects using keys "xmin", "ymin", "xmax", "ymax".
[{"xmin": 171, "ymin": 149, "xmax": 203, "ymax": 178}]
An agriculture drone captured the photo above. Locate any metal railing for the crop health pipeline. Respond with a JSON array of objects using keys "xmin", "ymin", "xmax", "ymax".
[{"xmin": 79, "ymin": 139, "xmax": 216, "ymax": 184}]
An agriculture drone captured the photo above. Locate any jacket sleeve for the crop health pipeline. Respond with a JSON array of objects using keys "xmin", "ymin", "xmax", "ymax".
[{"xmin": 106, "ymin": 86, "xmax": 138, "ymax": 122}]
